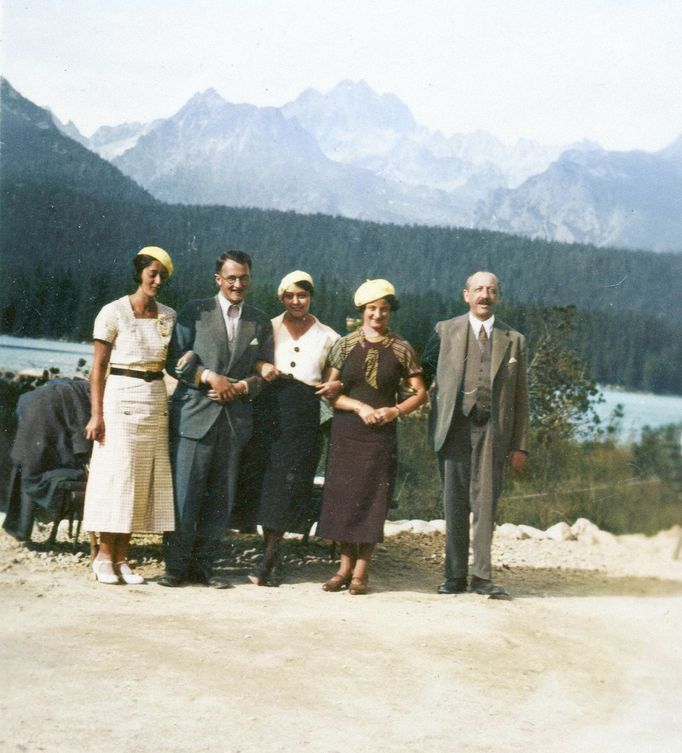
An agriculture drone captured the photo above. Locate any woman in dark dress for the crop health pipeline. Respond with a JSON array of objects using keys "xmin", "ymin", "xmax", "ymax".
[
  {"xmin": 248, "ymin": 271, "xmax": 341, "ymax": 586},
  {"xmin": 317, "ymin": 279, "xmax": 427, "ymax": 595}
]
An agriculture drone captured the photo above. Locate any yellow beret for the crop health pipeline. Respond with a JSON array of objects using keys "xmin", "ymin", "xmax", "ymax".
[
  {"xmin": 137, "ymin": 246, "xmax": 174, "ymax": 277},
  {"xmin": 353, "ymin": 279, "xmax": 395, "ymax": 308},
  {"xmin": 278, "ymin": 270, "xmax": 314, "ymax": 297}
]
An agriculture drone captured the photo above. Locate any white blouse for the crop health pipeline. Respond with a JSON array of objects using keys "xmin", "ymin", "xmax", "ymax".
[
  {"xmin": 272, "ymin": 313, "xmax": 339, "ymax": 386},
  {"xmin": 93, "ymin": 296, "xmax": 175, "ymax": 371}
]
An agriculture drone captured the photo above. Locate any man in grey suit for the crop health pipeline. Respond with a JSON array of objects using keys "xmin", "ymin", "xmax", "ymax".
[
  {"xmin": 422, "ymin": 271, "xmax": 528, "ymax": 599},
  {"xmin": 160, "ymin": 251, "xmax": 274, "ymax": 588}
]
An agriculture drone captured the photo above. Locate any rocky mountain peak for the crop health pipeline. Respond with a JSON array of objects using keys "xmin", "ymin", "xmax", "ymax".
[{"xmin": 283, "ymin": 79, "xmax": 416, "ymax": 136}]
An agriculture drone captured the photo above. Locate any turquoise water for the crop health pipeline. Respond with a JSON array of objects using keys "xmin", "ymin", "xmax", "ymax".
[
  {"xmin": 0, "ymin": 335, "xmax": 92, "ymax": 376},
  {"xmin": 596, "ymin": 387, "xmax": 682, "ymax": 442},
  {"xmin": 1, "ymin": 335, "xmax": 680, "ymax": 441}
]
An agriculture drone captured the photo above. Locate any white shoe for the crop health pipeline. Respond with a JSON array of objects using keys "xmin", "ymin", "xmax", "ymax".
[
  {"xmin": 115, "ymin": 561, "xmax": 145, "ymax": 585},
  {"xmin": 92, "ymin": 558, "xmax": 119, "ymax": 585}
]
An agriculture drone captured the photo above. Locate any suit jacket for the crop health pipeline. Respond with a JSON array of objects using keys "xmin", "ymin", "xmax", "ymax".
[
  {"xmin": 422, "ymin": 314, "xmax": 529, "ymax": 455},
  {"xmin": 167, "ymin": 296, "xmax": 274, "ymax": 442}
]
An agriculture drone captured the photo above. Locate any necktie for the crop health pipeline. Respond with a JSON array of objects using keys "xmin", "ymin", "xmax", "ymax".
[
  {"xmin": 476, "ymin": 325, "xmax": 491, "ymax": 417},
  {"xmin": 227, "ymin": 304, "xmax": 240, "ymax": 340}
]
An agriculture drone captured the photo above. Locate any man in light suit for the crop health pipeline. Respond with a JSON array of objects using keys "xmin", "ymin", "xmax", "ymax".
[
  {"xmin": 422, "ymin": 271, "xmax": 528, "ymax": 599},
  {"xmin": 160, "ymin": 251, "xmax": 274, "ymax": 588}
]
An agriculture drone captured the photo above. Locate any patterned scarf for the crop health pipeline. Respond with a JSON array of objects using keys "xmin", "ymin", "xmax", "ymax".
[
  {"xmin": 329, "ymin": 328, "xmax": 422, "ymax": 391},
  {"xmin": 362, "ymin": 333, "xmax": 392, "ymax": 388}
]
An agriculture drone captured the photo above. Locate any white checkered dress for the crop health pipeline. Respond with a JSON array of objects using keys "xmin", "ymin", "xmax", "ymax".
[{"xmin": 83, "ymin": 297, "xmax": 176, "ymax": 533}]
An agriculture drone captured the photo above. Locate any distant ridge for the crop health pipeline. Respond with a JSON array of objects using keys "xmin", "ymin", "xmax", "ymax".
[
  {"xmin": 69, "ymin": 79, "xmax": 682, "ymax": 253},
  {"xmin": 1, "ymin": 79, "xmax": 679, "ymax": 319},
  {"xmin": 475, "ymin": 146, "xmax": 682, "ymax": 253},
  {"xmin": 2, "ymin": 81, "xmax": 681, "ymax": 394},
  {"xmin": 0, "ymin": 78, "xmax": 155, "ymax": 207}
]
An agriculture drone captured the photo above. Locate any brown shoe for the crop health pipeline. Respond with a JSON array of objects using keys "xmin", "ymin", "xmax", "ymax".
[
  {"xmin": 349, "ymin": 577, "xmax": 369, "ymax": 595},
  {"xmin": 322, "ymin": 573, "xmax": 351, "ymax": 592}
]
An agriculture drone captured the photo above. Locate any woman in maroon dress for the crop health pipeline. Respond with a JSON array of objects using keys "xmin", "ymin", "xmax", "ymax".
[{"xmin": 317, "ymin": 279, "xmax": 427, "ymax": 595}]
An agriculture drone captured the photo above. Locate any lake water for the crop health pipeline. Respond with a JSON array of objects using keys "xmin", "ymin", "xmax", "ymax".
[
  {"xmin": 596, "ymin": 388, "xmax": 682, "ymax": 442},
  {"xmin": 0, "ymin": 335, "xmax": 92, "ymax": 376},
  {"xmin": 1, "ymin": 335, "xmax": 680, "ymax": 441}
]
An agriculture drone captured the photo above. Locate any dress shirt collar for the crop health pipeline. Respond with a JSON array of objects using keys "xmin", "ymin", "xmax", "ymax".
[
  {"xmin": 218, "ymin": 294, "xmax": 244, "ymax": 321},
  {"xmin": 468, "ymin": 313, "xmax": 495, "ymax": 338}
]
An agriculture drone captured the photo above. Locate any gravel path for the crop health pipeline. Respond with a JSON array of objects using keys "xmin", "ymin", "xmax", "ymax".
[{"xmin": 1, "ymin": 519, "xmax": 681, "ymax": 753}]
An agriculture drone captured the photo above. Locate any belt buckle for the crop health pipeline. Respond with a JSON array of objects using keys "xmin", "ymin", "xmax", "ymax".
[{"xmin": 143, "ymin": 371, "xmax": 153, "ymax": 382}]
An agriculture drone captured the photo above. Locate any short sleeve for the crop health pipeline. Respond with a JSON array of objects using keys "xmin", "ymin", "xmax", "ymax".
[
  {"xmin": 391, "ymin": 337, "xmax": 423, "ymax": 378},
  {"xmin": 327, "ymin": 337, "xmax": 345, "ymax": 370},
  {"xmin": 93, "ymin": 303, "xmax": 118, "ymax": 343},
  {"xmin": 328, "ymin": 331, "xmax": 360, "ymax": 370}
]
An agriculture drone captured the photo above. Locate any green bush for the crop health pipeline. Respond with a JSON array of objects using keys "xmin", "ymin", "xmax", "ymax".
[
  {"xmin": 633, "ymin": 424, "xmax": 682, "ymax": 483},
  {"xmin": 392, "ymin": 413, "xmax": 682, "ymax": 535}
]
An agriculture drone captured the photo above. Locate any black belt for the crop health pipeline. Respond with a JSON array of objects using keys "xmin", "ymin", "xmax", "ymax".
[{"xmin": 110, "ymin": 367, "xmax": 164, "ymax": 382}]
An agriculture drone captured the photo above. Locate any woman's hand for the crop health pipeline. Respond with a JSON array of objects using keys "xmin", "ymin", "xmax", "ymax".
[
  {"xmin": 357, "ymin": 403, "xmax": 397, "ymax": 426},
  {"xmin": 370, "ymin": 407, "xmax": 400, "ymax": 425},
  {"xmin": 315, "ymin": 379, "xmax": 343, "ymax": 400},
  {"xmin": 85, "ymin": 415, "xmax": 105, "ymax": 444},
  {"xmin": 87, "ymin": 339, "xmax": 111, "ymax": 446},
  {"xmin": 258, "ymin": 362, "xmax": 281, "ymax": 382},
  {"xmin": 175, "ymin": 350, "xmax": 197, "ymax": 378}
]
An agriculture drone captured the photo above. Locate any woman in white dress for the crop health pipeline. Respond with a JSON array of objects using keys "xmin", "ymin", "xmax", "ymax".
[
  {"xmin": 248, "ymin": 271, "xmax": 342, "ymax": 586},
  {"xmin": 83, "ymin": 247, "xmax": 176, "ymax": 584}
]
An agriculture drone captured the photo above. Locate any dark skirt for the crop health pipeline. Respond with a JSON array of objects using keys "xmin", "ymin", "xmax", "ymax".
[
  {"xmin": 252, "ymin": 379, "xmax": 322, "ymax": 533},
  {"xmin": 317, "ymin": 411, "xmax": 397, "ymax": 544}
]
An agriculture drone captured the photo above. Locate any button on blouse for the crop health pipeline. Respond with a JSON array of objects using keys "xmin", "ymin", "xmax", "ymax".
[{"xmin": 271, "ymin": 313, "xmax": 340, "ymax": 385}]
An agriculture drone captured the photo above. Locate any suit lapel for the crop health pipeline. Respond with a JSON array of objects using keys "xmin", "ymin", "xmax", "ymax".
[
  {"xmin": 450, "ymin": 316, "xmax": 469, "ymax": 388},
  {"xmin": 227, "ymin": 304, "xmax": 256, "ymax": 372},
  {"xmin": 491, "ymin": 322, "xmax": 510, "ymax": 380}
]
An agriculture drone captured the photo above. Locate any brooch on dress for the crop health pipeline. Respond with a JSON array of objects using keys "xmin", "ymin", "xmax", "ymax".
[{"xmin": 156, "ymin": 313, "xmax": 173, "ymax": 339}]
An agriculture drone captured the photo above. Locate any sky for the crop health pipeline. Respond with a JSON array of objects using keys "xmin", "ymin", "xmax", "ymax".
[{"xmin": 1, "ymin": 0, "xmax": 681, "ymax": 151}]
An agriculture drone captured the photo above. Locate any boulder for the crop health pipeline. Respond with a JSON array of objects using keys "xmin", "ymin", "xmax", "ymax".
[
  {"xmin": 407, "ymin": 520, "xmax": 432, "ymax": 534},
  {"xmin": 384, "ymin": 520, "xmax": 413, "ymax": 536},
  {"xmin": 496, "ymin": 523, "xmax": 526, "ymax": 539},
  {"xmin": 545, "ymin": 522, "xmax": 575, "ymax": 541},
  {"xmin": 426, "ymin": 519, "xmax": 447, "ymax": 534},
  {"xmin": 571, "ymin": 517, "xmax": 616, "ymax": 544},
  {"xmin": 518, "ymin": 524, "xmax": 547, "ymax": 540}
]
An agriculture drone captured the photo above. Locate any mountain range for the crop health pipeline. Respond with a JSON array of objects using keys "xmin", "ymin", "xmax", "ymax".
[
  {"xmin": 57, "ymin": 79, "xmax": 681, "ymax": 253},
  {"xmin": 1, "ymin": 78, "xmax": 154, "ymax": 207},
  {"xmin": 2, "ymin": 74, "xmax": 679, "ymax": 323},
  {"xmin": 2, "ymin": 76, "xmax": 681, "ymax": 395}
]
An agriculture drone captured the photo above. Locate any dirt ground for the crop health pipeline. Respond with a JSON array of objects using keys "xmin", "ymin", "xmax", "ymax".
[{"xmin": 1, "ymin": 521, "xmax": 681, "ymax": 753}]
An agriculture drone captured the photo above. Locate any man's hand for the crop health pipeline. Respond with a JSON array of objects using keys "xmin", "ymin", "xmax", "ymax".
[
  {"xmin": 509, "ymin": 450, "xmax": 527, "ymax": 472},
  {"xmin": 206, "ymin": 373, "xmax": 240, "ymax": 403}
]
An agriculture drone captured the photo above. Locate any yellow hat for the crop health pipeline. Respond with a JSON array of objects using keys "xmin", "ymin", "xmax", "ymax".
[
  {"xmin": 353, "ymin": 279, "xmax": 395, "ymax": 308},
  {"xmin": 137, "ymin": 246, "xmax": 174, "ymax": 277},
  {"xmin": 277, "ymin": 270, "xmax": 314, "ymax": 297}
]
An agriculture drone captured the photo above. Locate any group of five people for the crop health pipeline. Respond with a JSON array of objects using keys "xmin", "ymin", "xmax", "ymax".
[{"xmin": 83, "ymin": 246, "xmax": 528, "ymax": 599}]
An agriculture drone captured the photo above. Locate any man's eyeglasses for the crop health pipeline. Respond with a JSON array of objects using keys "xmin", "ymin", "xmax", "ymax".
[{"xmin": 217, "ymin": 273, "xmax": 251, "ymax": 285}]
